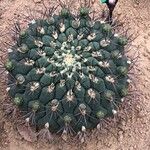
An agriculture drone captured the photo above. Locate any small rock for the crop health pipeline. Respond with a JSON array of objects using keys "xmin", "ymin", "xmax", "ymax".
[
  {"xmin": 118, "ymin": 131, "xmax": 124, "ymax": 141},
  {"xmin": 17, "ymin": 124, "xmax": 37, "ymax": 142},
  {"xmin": 144, "ymin": 35, "xmax": 148, "ymax": 39},
  {"xmin": 34, "ymin": 0, "xmax": 42, "ymax": 3},
  {"xmin": 121, "ymin": 120, "xmax": 126, "ymax": 126},
  {"xmin": 129, "ymin": 146, "xmax": 134, "ymax": 150}
]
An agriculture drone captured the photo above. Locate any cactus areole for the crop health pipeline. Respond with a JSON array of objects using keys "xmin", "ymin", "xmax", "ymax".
[{"xmin": 5, "ymin": 8, "xmax": 130, "ymax": 134}]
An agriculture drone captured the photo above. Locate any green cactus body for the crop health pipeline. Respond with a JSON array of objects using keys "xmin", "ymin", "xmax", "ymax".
[{"xmin": 5, "ymin": 8, "xmax": 130, "ymax": 134}]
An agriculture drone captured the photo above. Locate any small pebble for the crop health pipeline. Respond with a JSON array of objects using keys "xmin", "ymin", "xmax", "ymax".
[{"xmin": 34, "ymin": 0, "xmax": 42, "ymax": 3}]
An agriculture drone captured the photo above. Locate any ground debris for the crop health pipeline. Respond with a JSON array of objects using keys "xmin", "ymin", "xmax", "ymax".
[{"xmin": 33, "ymin": 0, "xmax": 42, "ymax": 3}]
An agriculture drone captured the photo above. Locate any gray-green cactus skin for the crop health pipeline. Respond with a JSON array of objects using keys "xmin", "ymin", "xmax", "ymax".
[{"xmin": 5, "ymin": 8, "xmax": 130, "ymax": 133}]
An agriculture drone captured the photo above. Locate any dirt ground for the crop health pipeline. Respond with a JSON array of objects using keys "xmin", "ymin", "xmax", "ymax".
[{"xmin": 0, "ymin": 0, "xmax": 150, "ymax": 150}]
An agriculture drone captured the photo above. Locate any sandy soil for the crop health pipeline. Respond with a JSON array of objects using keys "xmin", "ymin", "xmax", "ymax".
[{"xmin": 0, "ymin": 0, "xmax": 150, "ymax": 150}]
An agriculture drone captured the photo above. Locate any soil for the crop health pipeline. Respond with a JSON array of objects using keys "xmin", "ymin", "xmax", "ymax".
[{"xmin": 0, "ymin": 0, "xmax": 150, "ymax": 150}]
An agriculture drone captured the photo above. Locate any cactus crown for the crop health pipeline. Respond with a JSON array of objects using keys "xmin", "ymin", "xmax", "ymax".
[{"xmin": 5, "ymin": 7, "xmax": 130, "ymax": 134}]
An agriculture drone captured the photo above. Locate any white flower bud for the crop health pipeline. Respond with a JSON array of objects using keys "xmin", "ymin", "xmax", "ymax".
[
  {"xmin": 25, "ymin": 118, "xmax": 30, "ymax": 122},
  {"xmin": 97, "ymin": 123, "xmax": 101, "ymax": 130},
  {"xmin": 60, "ymin": 23, "xmax": 65, "ymax": 33},
  {"xmin": 5, "ymin": 71, "xmax": 9, "ymax": 75},
  {"xmin": 45, "ymin": 122, "xmax": 49, "ymax": 129},
  {"xmin": 112, "ymin": 109, "xmax": 117, "ymax": 115},
  {"xmin": 6, "ymin": 87, "xmax": 10, "ymax": 92},
  {"xmin": 40, "ymin": 28, "xmax": 45, "ymax": 34},
  {"xmin": 121, "ymin": 98, "xmax": 125, "ymax": 102},
  {"xmin": 100, "ymin": 20, "xmax": 105, "ymax": 24},
  {"xmin": 30, "ymin": 19, "xmax": 36, "ymax": 24},
  {"xmin": 109, "ymin": 0, "xmax": 116, "ymax": 4},
  {"xmin": 127, "ymin": 60, "xmax": 132, "ymax": 65},
  {"xmin": 82, "ymin": 126, "xmax": 86, "ymax": 132},
  {"xmin": 127, "ymin": 79, "xmax": 132, "ymax": 83},
  {"xmin": 114, "ymin": 33, "xmax": 119, "ymax": 37},
  {"xmin": 7, "ymin": 49, "xmax": 13, "ymax": 53}
]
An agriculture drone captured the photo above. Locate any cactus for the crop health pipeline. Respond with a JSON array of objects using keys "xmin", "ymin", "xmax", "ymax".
[{"xmin": 5, "ymin": 7, "xmax": 130, "ymax": 137}]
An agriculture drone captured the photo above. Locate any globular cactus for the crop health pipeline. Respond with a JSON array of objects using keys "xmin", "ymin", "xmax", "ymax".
[{"xmin": 4, "ymin": 7, "xmax": 131, "ymax": 137}]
